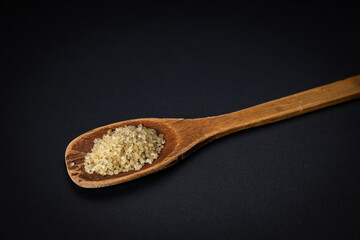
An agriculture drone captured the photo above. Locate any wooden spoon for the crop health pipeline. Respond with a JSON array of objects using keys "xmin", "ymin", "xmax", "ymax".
[{"xmin": 65, "ymin": 75, "xmax": 360, "ymax": 188}]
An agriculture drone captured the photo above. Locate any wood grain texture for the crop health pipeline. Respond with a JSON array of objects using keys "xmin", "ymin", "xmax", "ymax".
[{"xmin": 65, "ymin": 75, "xmax": 360, "ymax": 188}]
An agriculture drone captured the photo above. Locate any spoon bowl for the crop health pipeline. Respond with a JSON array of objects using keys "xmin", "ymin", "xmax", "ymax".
[
  {"xmin": 66, "ymin": 75, "xmax": 360, "ymax": 188},
  {"xmin": 66, "ymin": 118, "xmax": 181, "ymax": 188}
]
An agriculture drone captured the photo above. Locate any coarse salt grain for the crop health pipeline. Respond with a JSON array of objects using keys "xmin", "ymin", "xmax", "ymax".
[{"xmin": 84, "ymin": 124, "xmax": 165, "ymax": 175}]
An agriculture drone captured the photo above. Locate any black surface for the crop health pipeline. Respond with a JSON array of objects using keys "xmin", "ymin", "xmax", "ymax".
[{"xmin": 1, "ymin": 2, "xmax": 360, "ymax": 240}]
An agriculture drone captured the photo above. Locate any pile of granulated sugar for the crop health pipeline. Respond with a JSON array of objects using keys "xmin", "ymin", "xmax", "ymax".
[{"xmin": 84, "ymin": 124, "xmax": 165, "ymax": 175}]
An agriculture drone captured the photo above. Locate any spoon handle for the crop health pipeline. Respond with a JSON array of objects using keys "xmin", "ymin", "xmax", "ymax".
[{"xmin": 194, "ymin": 75, "xmax": 360, "ymax": 138}]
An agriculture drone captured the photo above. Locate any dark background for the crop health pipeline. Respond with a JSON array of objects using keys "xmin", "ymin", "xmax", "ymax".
[{"xmin": 1, "ymin": 1, "xmax": 360, "ymax": 239}]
